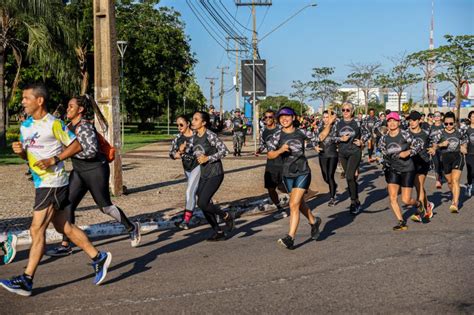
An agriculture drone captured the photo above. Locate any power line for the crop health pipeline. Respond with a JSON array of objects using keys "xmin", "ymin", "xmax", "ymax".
[
  {"xmin": 218, "ymin": 0, "xmax": 253, "ymax": 32},
  {"xmin": 257, "ymin": 6, "xmax": 270, "ymax": 32},
  {"xmin": 186, "ymin": 0, "xmax": 227, "ymax": 50}
]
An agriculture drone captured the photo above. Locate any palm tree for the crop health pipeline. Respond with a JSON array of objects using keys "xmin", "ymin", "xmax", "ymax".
[{"xmin": 0, "ymin": 0, "xmax": 76, "ymax": 148}]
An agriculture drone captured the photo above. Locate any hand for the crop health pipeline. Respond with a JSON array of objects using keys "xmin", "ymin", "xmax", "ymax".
[
  {"xmin": 179, "ymin": 142, "xmax": 186, "ymax": 153},
  {"xmin": 197, "ymin": 155, "xmax": 209, "ymax": 164},
  {"xmin": 34, "ymin": 157, "xmax": 55, "ymax": 170},
  {"xmin": 460, "ymin": 146, "xmax": 467, "ymax": 155},
  {"xmin": 315, "ymin": 146, "xmax": 322, "ymax": 153},
  {"xmin": 254, "ymin": 151, "xmax": 260, "ymax": 157},
  {"xmin": 340, "ymin": 135, "xmax": 350, "ymax": 142},
  {"xmin": 353, "ymin": 139, "xmax": 363, "ymax": 147},
  {"xmin": 398, "ymin": 150, "xmax": 410, "ymax": 159},
  {"xmin": 174, "ymin": 152, "xmax": 182, "ymax": 159},
  {"xmin": 427, "ymin": 147, "xmax": 436, "ymax": 155},
  {"xmin": 12, "ymin": 141, "xmax": 24, "ymax": 155},
  {"xmin": 280, "ymin": 144, "xmax": 290, "ymax": 153},
  {"xmin": 329, "ymin": 112, "xmax": 337, "ymax": 124},
  {"xmin": 439, "ymin": 140, "xmax": 449, "ymax": 148}
]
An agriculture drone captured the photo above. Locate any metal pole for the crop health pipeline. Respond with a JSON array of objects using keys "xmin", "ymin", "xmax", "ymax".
[
  {"xmin": 167, "ymin": 97, "xmax": 170, "ymax": 135},
  {"xmin": 183, "ymin": 96, "xmax": 186, "ymax": 115},
  {"xmin": 252, "ymin": 58, "xmax": 257, "ymax": 154},
  {"xmin": 120, "ymin": 57, "xmax": 124, "ymax": 147}
]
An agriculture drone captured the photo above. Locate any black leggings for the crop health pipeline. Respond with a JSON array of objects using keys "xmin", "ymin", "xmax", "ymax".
[
  {"xmin": 319, "ymin": 156, "xmax": 338, "ymax": 198},
  {"xmin": 64, "ymin": 163, "xmax": 133, "ymax": 241},
  {"xmin": 196, "ymin": 175, "xmax": 225, "ymax": 232},
  {"xmin": 339, "ymin": 151, "xmax": 361, "ymax": 203},
  {"xmin": 467, "ymin": 154, "xmax": 474, "ymax": 185},
  {"xmin": 432, "ymin": 151, "xmax": 443, "ymax": 180}
]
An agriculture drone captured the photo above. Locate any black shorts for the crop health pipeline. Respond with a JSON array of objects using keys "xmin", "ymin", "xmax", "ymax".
[
  {"xmin": 264, "ymin": 170, "xmax": 282, "ymax": 189},
  {"xmin": 34, "ymin": 186, "xmax": 69, "ymax": 211},
  {"xmin": 442, "ymin": 152, "xmax": 464, "ymax": 174},
  {"xmin": 414, "ymin": 160, "xmax": 431, "ymax": 175},
  {"xmin": 384, "ymin": 170, "xmax": 415, "ymax": 188}
]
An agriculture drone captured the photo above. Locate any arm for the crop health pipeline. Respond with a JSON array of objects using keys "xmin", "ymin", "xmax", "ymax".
[
  {"xmin": 207, "ymin": 130, "xmax": 229, "ymax": 163},
  {"xmin": 169, "ymin": 134, "xmax": 180, "ymax": 159},
  {"xmin": 33, "ymin": 140, "xmax": 83, "ymax": 170},
  {"xmin": 74, "ymin": 123, "xmax": 99, "ymax": 159}
]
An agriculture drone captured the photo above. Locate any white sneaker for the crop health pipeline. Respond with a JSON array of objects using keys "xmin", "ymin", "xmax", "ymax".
[
  {"xmin": 273, "ymin": 210, "xmax": 289, "ymax": 219},
  {"xmin": 129, "ymin": 222, "xmax": 141, "ymax": 248},
  {"xmin": 466, "ymin": 184, "xmax": 472, "ymax": 198}
]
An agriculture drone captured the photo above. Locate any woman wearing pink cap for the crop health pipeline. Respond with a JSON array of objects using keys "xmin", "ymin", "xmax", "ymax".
[{"xmin": 379, "ymin": 112, "xmax": 424, "ymax": 231}]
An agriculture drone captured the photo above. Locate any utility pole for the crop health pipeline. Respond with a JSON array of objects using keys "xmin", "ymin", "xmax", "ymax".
[
  {"xmin": 93, "ymin": 0, "xmax": 123, "ymax": 196},
  {"xmin": 218, "ymin": 66, "xmax": 229, "ymax": 121},
  {"xmin": 205, "ymin": 77, "xmax": 218, "ymax": 108},
  {"xmin": 226, "ymin": 36, "xmax": 248, "ymax": 110}
]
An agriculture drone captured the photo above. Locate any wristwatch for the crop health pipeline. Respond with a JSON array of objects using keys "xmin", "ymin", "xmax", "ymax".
[{"xmin": 53, "ymin": 156, "xmax": 61, "ymax": 165}]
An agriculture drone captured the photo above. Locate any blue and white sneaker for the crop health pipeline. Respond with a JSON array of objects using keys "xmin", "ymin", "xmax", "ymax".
[
  {"xmin": 92, "ymin": 252, "xmax": 112, "ymax": 285},
  {"xmin": 1, "ymin": 233, "xmax": 17, "ymax": 264},
  {"xmin": 0, "ymin": 275, "xmax": 33, "ymax": 296}
]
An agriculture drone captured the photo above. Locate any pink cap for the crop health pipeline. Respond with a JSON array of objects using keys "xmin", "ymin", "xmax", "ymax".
[{"xmin": 386, "ymin": 112, "xmax": 400, "ymax": 121}]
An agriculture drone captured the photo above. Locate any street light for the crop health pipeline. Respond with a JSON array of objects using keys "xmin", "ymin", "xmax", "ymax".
[
  {"xmin": 259, "ymin": 3, "xmax": 317, "ymax": 43},
  {"xmin": 117, "ymin": 40, "xmax": 128, "ymax": 148}
]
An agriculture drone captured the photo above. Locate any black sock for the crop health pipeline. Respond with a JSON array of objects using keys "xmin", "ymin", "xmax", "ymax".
[
  {"xmin": 23, "ymin": 274, "xmax": 33, "ymax": 283},
  {"xmin": 92, "ymin": 252, "xmax": 102, "ymax": 262}
]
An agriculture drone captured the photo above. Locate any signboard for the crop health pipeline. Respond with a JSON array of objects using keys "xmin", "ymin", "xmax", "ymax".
[
  {"xmin": 241, "ymin": 59, "xmax": 267, "ymax": 97},
  {"xmin": 443, "ymin": 91, "xmax": 455, "ymax": 103},
  {"xmin": 438, "ymin": 97, "xmax": 472, "ymax": 108}
]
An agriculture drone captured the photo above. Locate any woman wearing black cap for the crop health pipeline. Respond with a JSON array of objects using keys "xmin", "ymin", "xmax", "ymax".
[
  {"xmin": 334, "ymin": 102, "xmax": 370, "ymax": 215},
  {"xmin": 429, "ymin": 112, "xmax": 468, "ymax": 213},
  {"xmin": 379, "ymin": 112, "xmax": 424, "ymax": 231},
  {"xmin": 407, "ymin": 111, "xmax": 435, "ymax": 222},
  {"xmin": 267, "ymin": 107, "xmax": 334, "ymax": 249}
]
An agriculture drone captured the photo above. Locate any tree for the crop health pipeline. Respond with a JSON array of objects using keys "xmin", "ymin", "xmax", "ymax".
[
  {"xmin": 290, "ymin": 80, "xmax": 310, "ymax": 115},
  {"xmin": 308, "ymin": 67, "xmax": 340, "ymax": 112},
  {"xmin": 407, "ymin": 48, "xmax": 438, "ymax": 113},
  {"xmin": 0, "ymin": 0, "xmax": 76, "ymax": 148},
  {"xmin": 431, "ymin": 35, "xmax": 472, "ymax": 118},
  {"xmin": 116, "ymin": 2, "xmax": 197, "ymax": 123},
  {"xmin": 376, "ymin": 53, "xmax": 421, "ymax": 113},
  {"xmin": 345, "ymin": 63, "xmax": 381, "ymax": 114},
  {"xmin": 258, "ymin": 95, "xmax": 309, "ymax": 116}
]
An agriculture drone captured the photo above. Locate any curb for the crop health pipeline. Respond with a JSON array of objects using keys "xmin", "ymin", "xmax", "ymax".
[{"xmin": 13, "ymin": 196, "xmax": 290, "ymax": 246}]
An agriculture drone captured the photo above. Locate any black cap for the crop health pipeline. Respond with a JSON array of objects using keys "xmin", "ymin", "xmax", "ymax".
[
  {"xmin": 408, "ymin": 111, "xmax": 422, "ymax": 121},
  {"xmin": 209, "ymin": 105, "xmax": 215, "ymax": 109},
  {"xmin": 234, "ymin": 108, "xmax": 241, "ymax": 113}
]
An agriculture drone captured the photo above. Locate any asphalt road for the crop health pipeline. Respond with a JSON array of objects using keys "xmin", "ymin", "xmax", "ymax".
[{"xmin": 1, "ymin": 162, "xmax": 473, "ymax": 314}]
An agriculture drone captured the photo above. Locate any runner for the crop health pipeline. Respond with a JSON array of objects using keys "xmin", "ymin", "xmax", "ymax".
[
  {"xmin": 0, "ymin": 232, "xmax": 17, "ymax": 265},
  {"xmin": 190, "ymin": 111, "xmax": 234, "ymax": 241},
  {"xmin": 379, "ymin": 112, "xmax": 424, "ymax": 231},
  {"xmin": 267, "ymin": 107, "xmax": 331, "ymax": 249},
  {"xmin": 255, "ymin": 109, "xmax": 287, "ymax": 218},
  {"xmin": 334, "ymin": 102, "xmax": 370, "ymax": 215},
  {"xmin": 430, "ymin": 111, "xmax": 445, "ymax": 189},
  {"xmin": 363, "ymin": 108, "xmax": 378, "ymax": 163},
  {"xmin": 231, "ymin": 109, "xmax": 245, "ymax": 156},
  {"xmin": 317, "ymin": 110, "xmax": 339, "ymax": 207},
  {"xmin": 407, "ymin": 111, "xmax": 434, "ymax": 222},
  {"xmin": 208, "ymin": 105, "xmax": 222, "ymax": 134},
  {"xmin": 429, "ymin": 112, "xmax": 468, "ymax": 213},
  {"xmin": 46, "ymin": 95, "xmax": 141, "ymax": 257},
  {"xmin": 465, "ymin": 111, "xmax": 474, "ymax": 197},
  {"xmin": 1, "ymin": 84, "xmax": 111, "ymax": 296},
  {"xmin": 169, "ymin": 115, "xmax": 200, "ymax": 230}
]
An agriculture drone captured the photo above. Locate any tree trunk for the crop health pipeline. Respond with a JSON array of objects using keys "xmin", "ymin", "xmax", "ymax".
[
  {"xmin": 80, "ymin": 70, "xmax": 89, "ymax": 95},
  {"xmin": 456, "ymin": 82, "xmax": 462, "ymax": 120},
  {"xmin": 398, "ymin": 94, "xmax": 401, "ymax": 113},
  {"xmin": 0, "ymin": 49, "xmax": 6, "ymax": 148}
]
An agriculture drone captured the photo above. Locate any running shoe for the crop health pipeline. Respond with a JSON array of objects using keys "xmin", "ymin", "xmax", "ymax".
[
  {"xmin": 310, "ymin": 217, "xmax": 322, "ymax": 240},
  {"xmin": 409, "ymin": 214, "xmax": 422, "ymax": 223},
  {"xmin": 416, "ymin": 201, "xmax": 426, "ymax": 218},
  {"xmin": 129, "ymin": 222, "xmax": 141, "ymax": 248},
  {"xmin": 207, "ymin": 231, "xmax": 226, "ymax": 242},
  {"xmin": 277, "ymin": 235, "xmax": 294, "ymax": 250},
  {"xmin": 92, "ymin": 251, "xmax": 112, "ymax": 285},
  {"xmin": 45, "ymin": 244, "xmax": 72, "ymax": 257},
  {"xmin": 424, "ymin": 201, "xmax": 434, "ymax": 220},
  {"xmin": 449, "ymin": 204, "xmax": 459, "ymax": 214},
  {"xmin": 174, "ymin": 220, "xmax": 190, "ymax": 230},
  {"xmin": 328, "ymin": 198, "xmax": 336, "ymax": 207},
  {"xmin": 349, "ymin": 202, "xmax": 361, "ymax": 215},
  {"xmin": 466, "ymin": 184, "xmax": 472, "ymax": 198},
  {"xmin": 0, "ymin": 275, "xmax": 32, "ymax": 296},
  {"xmin": 223, "ymin": 212, "xmax": 235, "ymax": 232},
  {"xmin": 273, "ymin": 209, "xmax": 289, "ymax": 219},
  {"xmin": 393, "ymin": 220, "xmax": 408, "ymax": 231},
  {"xmin": 2, "ymin": 233, "xmax": 17, "ymax": 264}
]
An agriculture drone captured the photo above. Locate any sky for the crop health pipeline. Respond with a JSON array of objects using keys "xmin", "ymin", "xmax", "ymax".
[{"xmin": 157, "ymin": 0, "xmax": 474, "ymax": 112}]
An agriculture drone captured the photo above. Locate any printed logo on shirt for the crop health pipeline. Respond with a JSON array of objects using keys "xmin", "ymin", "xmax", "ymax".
[
  {"xmin": 339, "ymin": 126, "xmax": 355, "ymax": 138},
  {"xmin": 386, "ymin": 142, "xmax": 402, "ymax": 155},
  {"xmin": 23, "ymin": 132, "xmax": 43, "ymax": 149},
  {"xmin": 447, "ymin": 137, "xmax": 459, "ymax": 151},
  {"xmin": 193, "ymin": 144, "xmax": 205, "ymax": 157}
]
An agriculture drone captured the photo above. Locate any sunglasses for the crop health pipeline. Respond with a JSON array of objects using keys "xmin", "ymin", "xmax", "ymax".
[
  {"xmin": 434, "ymin": 115, "xmax": 441, "ymax": 118},
  {"xmin": 444, "ymin": 122, "xmax": 455, "ymax": 126},
  {"xmin": 177, "ymin": 123, "xmax": 186, "ymax": 127},
  {"xmin": 342, "ymin": 109, "xmax": 351, "ymax": 112},
  {"xmin": 264, "ymin": 116, "xmax": 274, "ymax": 119}
]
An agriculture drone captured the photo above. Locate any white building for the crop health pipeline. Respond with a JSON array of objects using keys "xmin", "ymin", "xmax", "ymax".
[
  {"xmin": 385, "ymin": 92, "xmax": 408, "ymax": 112},
  {"xmin": 336, "ymin": 87, "xmax": 382, "ymax": 107}
]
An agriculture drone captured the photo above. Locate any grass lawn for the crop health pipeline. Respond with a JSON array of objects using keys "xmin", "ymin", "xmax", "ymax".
[{"xmin": 0, "ymin": 133, "xmax": 173, "ymax": 165}]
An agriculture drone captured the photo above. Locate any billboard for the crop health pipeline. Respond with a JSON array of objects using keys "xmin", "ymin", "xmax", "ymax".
[{"xmin": 241, "ymin": 59, "xmax": 266, "ymax": 97}]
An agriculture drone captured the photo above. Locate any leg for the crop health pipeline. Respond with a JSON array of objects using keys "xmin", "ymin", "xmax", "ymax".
[
  {"xmin": 414, "ymin": 174, "xmax": 428, "ymax": 208},
  {"xmin": 61, "ymin": 170, "xmax": 88, "ymax": 246},
  {"xmin": 197, "ymin": 176, "xmax": 224, "ymax": 232},
  {"xmin": 288, "ymin": 188, "xmax": 306, "ymax": 238},
  {"xmin": 387, "ymin": 184, "xmax": 403, "ymax": 221},
  {"xmin": 319, "ymin": 157, "xmax": 330, "ymax": 184},
  {"xmin": 450, "ymin": 170, "xmax": 462, "ymax": 206},
  {"xmin": 184, "ymin": 167, "xmax": 201, "ymax": 223},
  {"xmin": 25, "ymin": 205, "xmax": 56, "ymax": 277},
  {"xmin": 327, "ymin": 157, "xmax": 339, "ymax": 199},
  {"xmin": 400, "ymin": 187, "xmax": 417, "ymax": 206},
  {"xmin": 466, "ymin": 155, "xmax": 474, "ymax": 185},
  {"xmin": 345, "ymin": 152, "xmax": 362, "ymax": 203},
  {"xmin": 267, "ymin": 187, "xmax": 280, "ymax": 206}
]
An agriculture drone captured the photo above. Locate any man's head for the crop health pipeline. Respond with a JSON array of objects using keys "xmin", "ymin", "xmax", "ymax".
[
  {"xmin": 234, "ymin": 108, "xmax": 241, "ymax": 117},
  {"xmin": 263, "ymin": 109, "xmax": 276, "ymax": 127},
  {"xmin": 22, "ymin": 83, "xmax": 48, "ymax": 116},
  {"xmin": 368, "ymin": 108, "xmax": 375, "ymax": 117},
  {"xmin": 209, "ymin": 105, "xmax": 215, "ymax": 114}
]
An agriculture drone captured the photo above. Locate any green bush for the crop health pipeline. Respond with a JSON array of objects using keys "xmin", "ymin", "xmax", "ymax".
[{"xmin": 6, "ymin": 126, "xmax": 20, "ymax": 142}]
